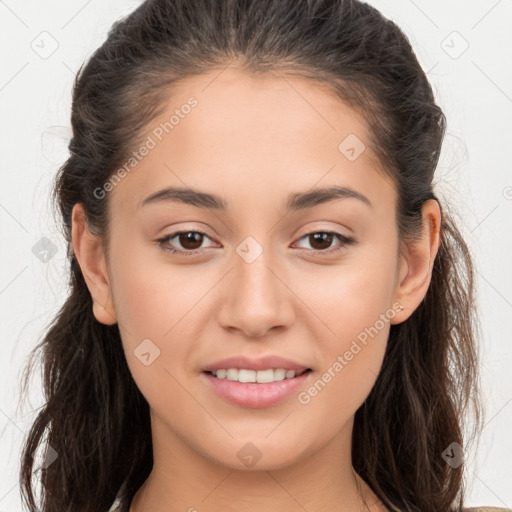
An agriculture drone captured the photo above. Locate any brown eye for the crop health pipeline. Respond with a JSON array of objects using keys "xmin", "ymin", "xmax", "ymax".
[
  {"xmin": 176, "ymin": 231, "xmax": 204, "ymax": 250},
  {"xmin": 308, "ymin": 232, "xmax": 334, "ymax": 250},
  {"xmin": 293, "ymin": 230, "xmax": 356, "ymax": 255},
  {"xmin": 156, "ymin": 230, "xmax": 216, "ymax": 256}
]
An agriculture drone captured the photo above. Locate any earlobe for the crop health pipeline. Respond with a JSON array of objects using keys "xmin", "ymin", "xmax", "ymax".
[
  {"xmin": 390, "ymin": 199, "xmax": 441, "ymax": 325},
  {"xmin": 71, "ymin": 203, "xmax": 117, "ymax": 325}
]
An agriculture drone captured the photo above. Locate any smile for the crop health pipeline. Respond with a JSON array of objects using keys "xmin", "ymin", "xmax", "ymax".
[
  {"xmin": 206, "ymin": 368, "xmax": 311, "ymax": 383},
  {"xmin": 201, "ymin": 369, "xmax": 313, "ymax": 408}
]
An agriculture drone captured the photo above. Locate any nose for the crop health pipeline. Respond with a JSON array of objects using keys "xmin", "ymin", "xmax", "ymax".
[{"xmin": 217, "ymin": 245, "xmax": 295, "ymax": 339}]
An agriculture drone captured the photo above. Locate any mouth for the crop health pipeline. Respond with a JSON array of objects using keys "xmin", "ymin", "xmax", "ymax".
[
  {"xmin": 201, "ymin": 368, "xmax": 313, "ymax": 408},
  {"xmin": 203, "ymin": 368, "xmax": 312, "ymax": 383}
]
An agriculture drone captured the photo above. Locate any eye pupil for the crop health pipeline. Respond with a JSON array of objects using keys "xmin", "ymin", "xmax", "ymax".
[
  {"xmin": 310, "ymin": 232, "xmax": 333, "ymax": 250},
  {"xmin": 179, "ymin": 232, "xmax": 203, "ymax": 250}
]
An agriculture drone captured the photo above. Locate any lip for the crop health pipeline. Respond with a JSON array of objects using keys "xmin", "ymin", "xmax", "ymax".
[
  {"xmin": 202, "ymin": 355, "xmax": 310, "ymax": 373},
  {"xmin": 201, "ymin": 370, "xmax": 312, "ymax": 408}
]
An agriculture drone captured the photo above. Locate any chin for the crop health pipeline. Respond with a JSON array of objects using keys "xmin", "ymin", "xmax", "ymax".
[{"xmin": 201, "ymin": 436, "xmax": 311, "ymax": 472}]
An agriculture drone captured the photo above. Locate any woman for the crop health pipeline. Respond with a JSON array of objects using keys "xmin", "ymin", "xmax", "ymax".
[{"xmin": 19, "ymin": 0, "xmax": 509, "ymax": 511}]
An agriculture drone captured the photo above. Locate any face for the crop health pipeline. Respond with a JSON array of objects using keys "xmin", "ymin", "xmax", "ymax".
[{"xmin": 76, "ymin": 67, "xmax": 420, "ymax": 472}]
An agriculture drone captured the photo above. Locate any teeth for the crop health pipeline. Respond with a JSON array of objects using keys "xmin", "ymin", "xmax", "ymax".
[{"xmin": 210, "ymin": 368, "xmax": 306, "ymax": 383}]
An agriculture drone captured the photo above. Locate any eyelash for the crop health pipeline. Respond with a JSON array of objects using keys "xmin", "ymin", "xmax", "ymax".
[{"xmin": 155, "ymin": 229, "xmax": 355, "ymax": 257}]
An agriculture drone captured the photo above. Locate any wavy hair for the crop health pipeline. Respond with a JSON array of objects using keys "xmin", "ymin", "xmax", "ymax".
[{"xmin": 19, "ymin": 1, "xmax": 482, "ymax": 511}]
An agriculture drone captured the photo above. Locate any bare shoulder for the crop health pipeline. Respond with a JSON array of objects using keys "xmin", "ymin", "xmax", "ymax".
[
  {"xmin": 463, "ymin": 507, "xmax": 512, "ymax": 512},
  {"xmin": 108, "ymin": 500, "xmax": 121, "ymax": 512}
]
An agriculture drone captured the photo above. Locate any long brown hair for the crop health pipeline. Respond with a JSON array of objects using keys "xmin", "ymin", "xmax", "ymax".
[{"xmin": 19, "ymin": 1, "xmax": 482, "ymax": 511}]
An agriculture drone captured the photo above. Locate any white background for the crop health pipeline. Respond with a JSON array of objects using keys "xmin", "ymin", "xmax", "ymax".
[{"xmin": 1, "ymin": 0, "xmax": 511, "ymax": 510}]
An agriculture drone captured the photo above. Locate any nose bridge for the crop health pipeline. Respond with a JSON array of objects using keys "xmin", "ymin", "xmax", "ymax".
[
  {"xmin": 218, "ymin": 232, "xmax": 294, "ymax": 337},
  {"xmin": 234, "ymin": 233, "xmax": 281, "ymax": 306}
]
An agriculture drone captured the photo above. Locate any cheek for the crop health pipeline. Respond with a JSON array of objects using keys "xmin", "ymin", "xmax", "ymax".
[
  {"xmin": 292, "ymin": 243, "xmax": 397, "ymax": 409},
  {"xmin": 108, "ymin": 243, "xmax": 211, "ymax": 394},
  {"xmin": 295, "ymin": 241, "xmax": 398, "ymax": 339},
  {"xmin": 294, "ymin": 290, "xmax": 392, "ymax": 441},
  {"xmin": 109, "ymin": 241, "xmax": 203, "ymax": 337}
]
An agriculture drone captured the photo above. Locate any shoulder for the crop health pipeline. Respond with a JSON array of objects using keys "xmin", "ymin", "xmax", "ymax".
[
  {"xmin": 108, "ymin": 503, "xmax": 512, "ymax": 512},
  {"xmin": 463, "ymin": 508, "xmax": 512, "ymax": 512},
  {"xmin": 108, "ymin": 482, "xmax": 127, "ymax": 512},
  {"xmin": 108, "ymin": 499, "xmax": 122, "ymax": 512}
]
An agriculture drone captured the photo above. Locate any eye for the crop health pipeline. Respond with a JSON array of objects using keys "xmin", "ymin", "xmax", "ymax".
[
  {"xmin": 156, "ymin": 230, "xmax": 217, "ymax": 256},
  {"xmin": 155, "ymin": 229, "xmax": 356, "ymax": 257},
  {"xmin": 292, "ymin": 231, "xmax": 355, "ymax": 255}
]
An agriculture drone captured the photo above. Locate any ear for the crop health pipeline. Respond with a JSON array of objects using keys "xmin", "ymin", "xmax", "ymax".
[
  {"xmin": 390, "ymin": 199, "xmax": 442, "ymax": 325},
  {"xmin": 71, "ymin": 203, "xmax": 117, "ymax": 325}
]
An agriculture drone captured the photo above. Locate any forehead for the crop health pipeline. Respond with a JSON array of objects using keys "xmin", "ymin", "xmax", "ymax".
[{"xmin": 108, "ymin": 66, "xmax": 394, "ymax": 216}]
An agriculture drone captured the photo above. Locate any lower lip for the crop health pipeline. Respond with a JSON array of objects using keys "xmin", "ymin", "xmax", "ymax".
[{"xmin": 201, "ymin": 371, "xmax": 312, "ymax": 409}]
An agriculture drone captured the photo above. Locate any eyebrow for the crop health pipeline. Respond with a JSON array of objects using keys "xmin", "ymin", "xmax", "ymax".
[{"xmin": 140, "ymin": 185, "xmax": 372, "ymax": 211}]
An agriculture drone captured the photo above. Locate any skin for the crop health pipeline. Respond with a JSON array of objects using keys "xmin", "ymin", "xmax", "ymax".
[{"xmin": 72, "ymin": 66, "xmax": 441, "ymax": 512}]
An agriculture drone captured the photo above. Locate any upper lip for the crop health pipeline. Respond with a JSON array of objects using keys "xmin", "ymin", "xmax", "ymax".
[{"xmin": 202, "ymin": 355, "xmax": 311, "ymax": 372}]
